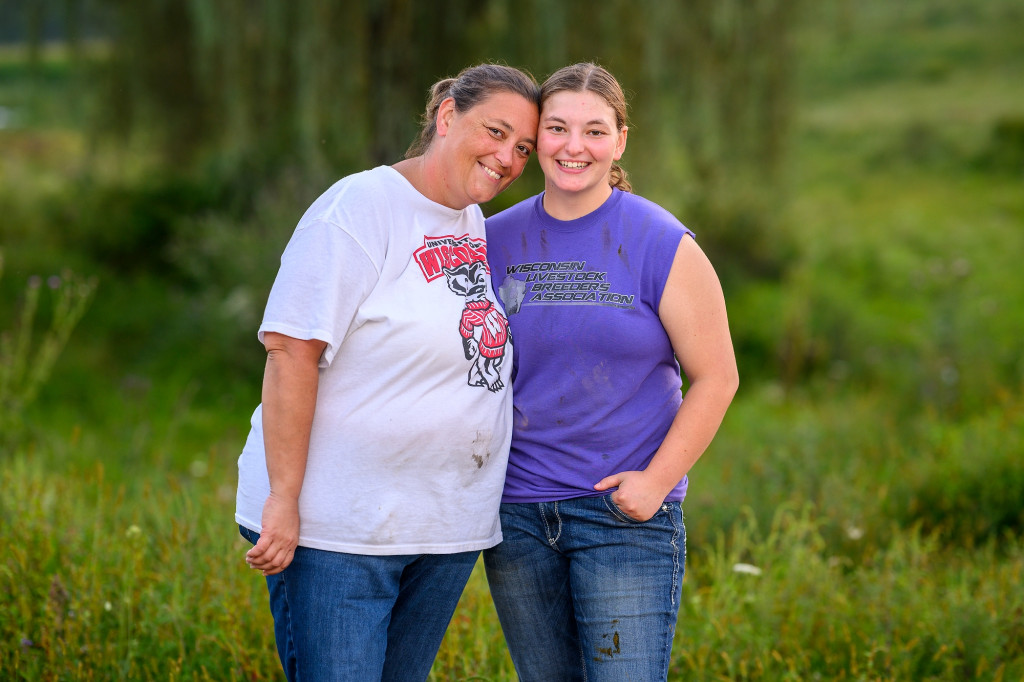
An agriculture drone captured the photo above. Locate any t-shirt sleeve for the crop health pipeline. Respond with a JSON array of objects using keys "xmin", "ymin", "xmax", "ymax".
[
  {"xmin": 258, "ymin": 219, "xmax": 379, "ymax": 367},
  {"xmin": 646, "ymin": 217, "xmax": 694, "ymax": 314}
]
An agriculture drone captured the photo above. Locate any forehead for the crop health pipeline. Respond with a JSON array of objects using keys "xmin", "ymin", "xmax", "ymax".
[
  {"xmin": 541, "ymin": 90, "xmax": 616, "ymax": 124},
  {"xmin": 466, "ymin": 91, "xmax": 537, "ymax": 121}
]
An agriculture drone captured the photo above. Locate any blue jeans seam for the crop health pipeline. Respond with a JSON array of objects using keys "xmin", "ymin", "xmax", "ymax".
[
  {"xmin": 669, "ymin": 504, "xmax": 681, "ymax": 607},
  {"xmin": 277, "ymin": 571, "xmax": 297, "ymax": 679},
  {"xmin": 540, "ymin": 502, "xmax": 563, "ymax": 549}
]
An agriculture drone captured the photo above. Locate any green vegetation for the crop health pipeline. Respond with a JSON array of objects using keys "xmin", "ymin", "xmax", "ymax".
[{"xmin": 2, "ymin": 0, "xmax": 1023, "ymax": 679}]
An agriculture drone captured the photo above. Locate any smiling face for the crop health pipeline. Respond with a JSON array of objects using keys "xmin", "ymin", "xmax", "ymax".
[
  {"xmin": 433, "ymin": 91, "xmax": 539, "ymax": 209},
  {"xmin": 537, "ymin": 89, "xmax": 628, "ymax": 216}
]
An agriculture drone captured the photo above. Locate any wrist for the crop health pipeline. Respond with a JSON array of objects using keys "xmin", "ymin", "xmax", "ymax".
[{"xmin": 267, "ymin": 490, "xmax": 301, "ymax": 505}]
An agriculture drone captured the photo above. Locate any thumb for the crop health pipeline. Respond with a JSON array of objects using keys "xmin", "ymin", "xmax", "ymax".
[
  {"xmin": 246, "ymin": 535, "xmax": 269, "ymax": 560},
  {"xmin": 594, "ymin": 473, "xmax": 623, "ymax": 491}
]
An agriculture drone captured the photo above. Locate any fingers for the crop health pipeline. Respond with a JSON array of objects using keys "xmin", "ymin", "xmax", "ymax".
[
  {"xmin": 260, "ymin": 542, "xmax": 293, "ymax": 571},
  {"xmin": 246, "ymin": 496, "xmax": 301, "ymax": 576},
  {"xmin": 593, "ymin": 474, "xmax": 622, "ymax": 491},
  {"xmin": 257, "ymin": 548, "xmax": 294, "ymax": 576},
  {"xmin": 596, "ymin": 471, "xmax": 663, "ymax": 521},
  {"xmin": 245, "ymin": 535, "xmax": 295, "ymax": 576}
]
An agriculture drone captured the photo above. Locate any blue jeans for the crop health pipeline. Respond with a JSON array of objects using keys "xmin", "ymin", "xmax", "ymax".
[
  {"xmin": 483, "ymin": 496, "xmax": 685, "ymax": 682},
  {"xmin": 239, "ymin": 526, "xmax": 478, "ymax": 682}
]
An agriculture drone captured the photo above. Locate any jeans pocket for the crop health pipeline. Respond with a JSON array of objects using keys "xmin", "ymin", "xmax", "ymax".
[
  {"xmin": 601, "ymin": 494, "xmax": 651, "ymax": 525},
  {"xmin": 238, "ymin": 524, "xmax": 259, "ymax": 545}
]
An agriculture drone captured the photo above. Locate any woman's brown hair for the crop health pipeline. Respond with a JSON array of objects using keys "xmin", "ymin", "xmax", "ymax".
[{"xmin": 405, "ymin": 63, "xmax": 539, "ymax": 159}]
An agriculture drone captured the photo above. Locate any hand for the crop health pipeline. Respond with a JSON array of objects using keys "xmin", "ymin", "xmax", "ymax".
[
  {"xmin": 245, "ymin": 493, "xmax": 300, "ymax": 576},
  {"xmin": 594, "ymin": 470, "xmax": 665, "ymax": 522}
]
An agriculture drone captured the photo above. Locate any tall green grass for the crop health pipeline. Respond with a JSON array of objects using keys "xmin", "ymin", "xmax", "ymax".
[
  {"xmin": 3, "ymin": 393, "xmax": 1022, "ymax": 680},
  {"xmin": 0, "ymin": 448, "xmax": 279, "ymax": 680}
]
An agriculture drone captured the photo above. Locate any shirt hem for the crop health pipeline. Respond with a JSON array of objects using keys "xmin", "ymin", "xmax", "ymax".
[
  {"xmin": 499, "ymin": 489, "xmax": 688, "ymax": 504},
  {"xmin": 236, "ymin": 514, "xmax": 501, "ymax": 556}
]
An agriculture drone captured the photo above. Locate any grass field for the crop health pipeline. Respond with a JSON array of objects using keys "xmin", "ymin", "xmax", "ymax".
[{"xmin": 2, "ymin": 1, "xmax": 1024, "ymax": 679}]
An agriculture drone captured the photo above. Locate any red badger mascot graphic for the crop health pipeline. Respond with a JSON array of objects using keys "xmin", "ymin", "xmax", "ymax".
[{"xmin": 442, "ymin": 261, "xmax": 508, "ymax": 392}]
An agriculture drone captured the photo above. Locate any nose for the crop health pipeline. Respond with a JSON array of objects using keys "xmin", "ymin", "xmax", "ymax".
[
  {"xmin": 495, "ymin": 141, "xmax": 515, "ymax": 169},
  {"xmin": 565, "ymin": 131, "xmax": 585, "ymax": 155}
]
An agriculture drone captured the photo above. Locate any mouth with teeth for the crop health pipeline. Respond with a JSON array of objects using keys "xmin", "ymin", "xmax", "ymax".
[
  {"xmin": 481, "ymin": 163, "xmax": 503, "ymax": 181},
  {"xmin": 558, "ymin": 160, "xmax": 590, "ymax": 170}
]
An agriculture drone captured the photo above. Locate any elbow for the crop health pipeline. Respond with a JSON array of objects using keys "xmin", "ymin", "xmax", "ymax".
[
  {"xmin": 714, "ymin": 360, "xmax": 740, "ymax": 405},
  {"xmin": 717, "ymin": 366, "xmax": 740, "ymax": 407},
  {"xmin": 685, "ymin": 361, "xmax": 739, "ymax": 405},
  {"xmin": 727, "ymin": 361, "xmax": 740, "ymax": 399}
]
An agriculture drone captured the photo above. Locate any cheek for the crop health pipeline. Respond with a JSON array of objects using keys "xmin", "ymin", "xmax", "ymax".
[
  {"xmin": 506, "ymin": 157, "xmax": 529, "ymax": 181},
  {"xmin": 536, "ymin": 134, "xmax": 560, "ymax": 159}
]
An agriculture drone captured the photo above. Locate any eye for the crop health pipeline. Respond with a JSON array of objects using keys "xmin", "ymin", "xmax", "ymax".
[
  {"xmin": 515, "ymin": 144, "xmax": 533, "ymax": 157},
  {"xmin": 547, "ymin": 125, "xmax": 566, "ymax": 134},
  {"xmin": 487, "ymin": 127, "xmax": 504, "ymax": 138},
  {"xmin": 587, "ymin": 129, "xmax": 607, "ymax": 137}
]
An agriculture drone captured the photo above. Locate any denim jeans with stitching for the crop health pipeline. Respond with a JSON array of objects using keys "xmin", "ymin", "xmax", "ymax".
[
  {"xmin": 239, "ymin": 525, "xmax": 478, "ymax": 682},
  {"xmin": 483, "ymin": 495, "xmax": 686, "ymax": 682}
]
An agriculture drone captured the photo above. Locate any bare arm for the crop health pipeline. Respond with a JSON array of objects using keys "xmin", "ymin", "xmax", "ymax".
[
  {"xmin": 245, "ymin": 331, "xmax": 327, "ymax": 575},
  {"xmin": 595, "ymin": 236, "xmax": 739, "ymax": 521}
]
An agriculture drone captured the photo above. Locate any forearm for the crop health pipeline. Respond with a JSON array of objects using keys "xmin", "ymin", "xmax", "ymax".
[
  {"xmin": 260, "ymin": 336, "xmax": 323, "ymax": 501},
  {"xmin": 643, "ymin": 374, "xmax": 738, "ymax": 497}
]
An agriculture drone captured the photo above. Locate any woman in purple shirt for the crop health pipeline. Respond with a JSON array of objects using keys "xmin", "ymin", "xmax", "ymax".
[{"xmin": 484, "ymin": 63, "xmax": 739, "ymax": 681}]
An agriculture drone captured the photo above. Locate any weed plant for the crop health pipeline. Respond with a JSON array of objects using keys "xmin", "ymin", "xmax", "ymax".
[{"xmin": 0, "ymin": 254, "xmax": 97, "ymax": 449}]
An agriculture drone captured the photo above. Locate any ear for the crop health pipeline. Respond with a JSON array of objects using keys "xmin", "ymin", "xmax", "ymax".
[
  {"xmin": 436, "ymin": 97, "xmax": 457, "ymax": 137},
  {"xmin": 613, "ymin": 127, "xmax": 628, "ymax": 161}
]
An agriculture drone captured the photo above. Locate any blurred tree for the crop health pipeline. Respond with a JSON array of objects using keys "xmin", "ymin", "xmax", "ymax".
[
  {"xmin": 92, "ymin": 1, "xmax": 514, "ymax": 179},
  {"xmin": 667, "ymin": 0, "xmax": 802, "ymax": 282},
  {"xmin": 42, "ymin": 0, "xmax": 802, "ymax": 283},
  {"xmin": 100, "ymin": 0, "xmax": 208, "ymax": 164}
]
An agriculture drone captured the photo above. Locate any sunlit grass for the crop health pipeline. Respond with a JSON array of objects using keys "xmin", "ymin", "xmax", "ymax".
[
  {"xmin": 3, "ymin": 391, "xmax": 1023, "ymax": 680},
  {"xmin": 0, "ymin": 447, "xmax": 279, "ymax": 679}
]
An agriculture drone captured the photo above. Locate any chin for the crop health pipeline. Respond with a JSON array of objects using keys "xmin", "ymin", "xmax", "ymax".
[
  {"xmin": 475, "ymin": 186, "xmax": 504, "ymax": 204},
  {"xmin": 551, "ymin": 180, "xmax": 584, "ymax": 194}
]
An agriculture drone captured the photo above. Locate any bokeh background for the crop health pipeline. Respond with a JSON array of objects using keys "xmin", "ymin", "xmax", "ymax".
[{"xmin": 2, "ymin": 0, "xmax": 1023, "ymax": 679}]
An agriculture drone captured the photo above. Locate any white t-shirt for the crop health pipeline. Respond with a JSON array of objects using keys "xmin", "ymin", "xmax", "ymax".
[{"xmin": 235, "ymin": 166, "xmax": 514, "ymax": 555}]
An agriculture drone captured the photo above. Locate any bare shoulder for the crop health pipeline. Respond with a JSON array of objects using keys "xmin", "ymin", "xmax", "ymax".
[{"xmin": 665, "ymin": 234, "xmax": 722, "ymax": 296}]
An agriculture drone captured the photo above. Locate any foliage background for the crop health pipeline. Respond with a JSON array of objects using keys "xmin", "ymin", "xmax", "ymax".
[{"xmin": 1, "ymin": 0, "xmax": 1023, "ymax": 679}]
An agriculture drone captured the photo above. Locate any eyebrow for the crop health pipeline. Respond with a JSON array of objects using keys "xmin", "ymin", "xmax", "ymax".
[
  {"xmin": 492, "ymin": 118, "xmax": 536, "ymax": 147},
  {"xmin": 543, "ymin": 115, "xmax": 611, "ymax": 128}
]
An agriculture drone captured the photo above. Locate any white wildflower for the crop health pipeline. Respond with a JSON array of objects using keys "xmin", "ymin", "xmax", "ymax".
[{"xmin": 732, "ymin": 563, "xmax": 763, "ymax": 576}]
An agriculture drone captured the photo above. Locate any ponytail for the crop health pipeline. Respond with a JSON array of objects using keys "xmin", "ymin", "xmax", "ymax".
[
  {"xmin": 609, "ymin": 162, "xmax": 632, "ymax": 193},
  {"xmin": 405, "ymin": 79, "xmax": 456, "ymax": 158}
]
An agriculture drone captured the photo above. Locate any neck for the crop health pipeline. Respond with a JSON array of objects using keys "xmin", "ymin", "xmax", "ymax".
[
  {"xmin": 393, "ymin": 155, "xmax": 461, "ymax": 209},
  {"xmin": 542, "ymin": 182, "xmax": 613, "ymax": 221}
]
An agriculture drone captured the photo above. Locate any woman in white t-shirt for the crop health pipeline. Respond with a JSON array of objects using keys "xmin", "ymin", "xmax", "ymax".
[{"xmin": 235, "ymin": 63, "xmax": 539, "ymax": 682}]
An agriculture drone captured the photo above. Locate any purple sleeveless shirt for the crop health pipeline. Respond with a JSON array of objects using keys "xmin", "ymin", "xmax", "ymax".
[{"xmin": 485, "ymin": 189, "xmax": 693, "ymax": 503}]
